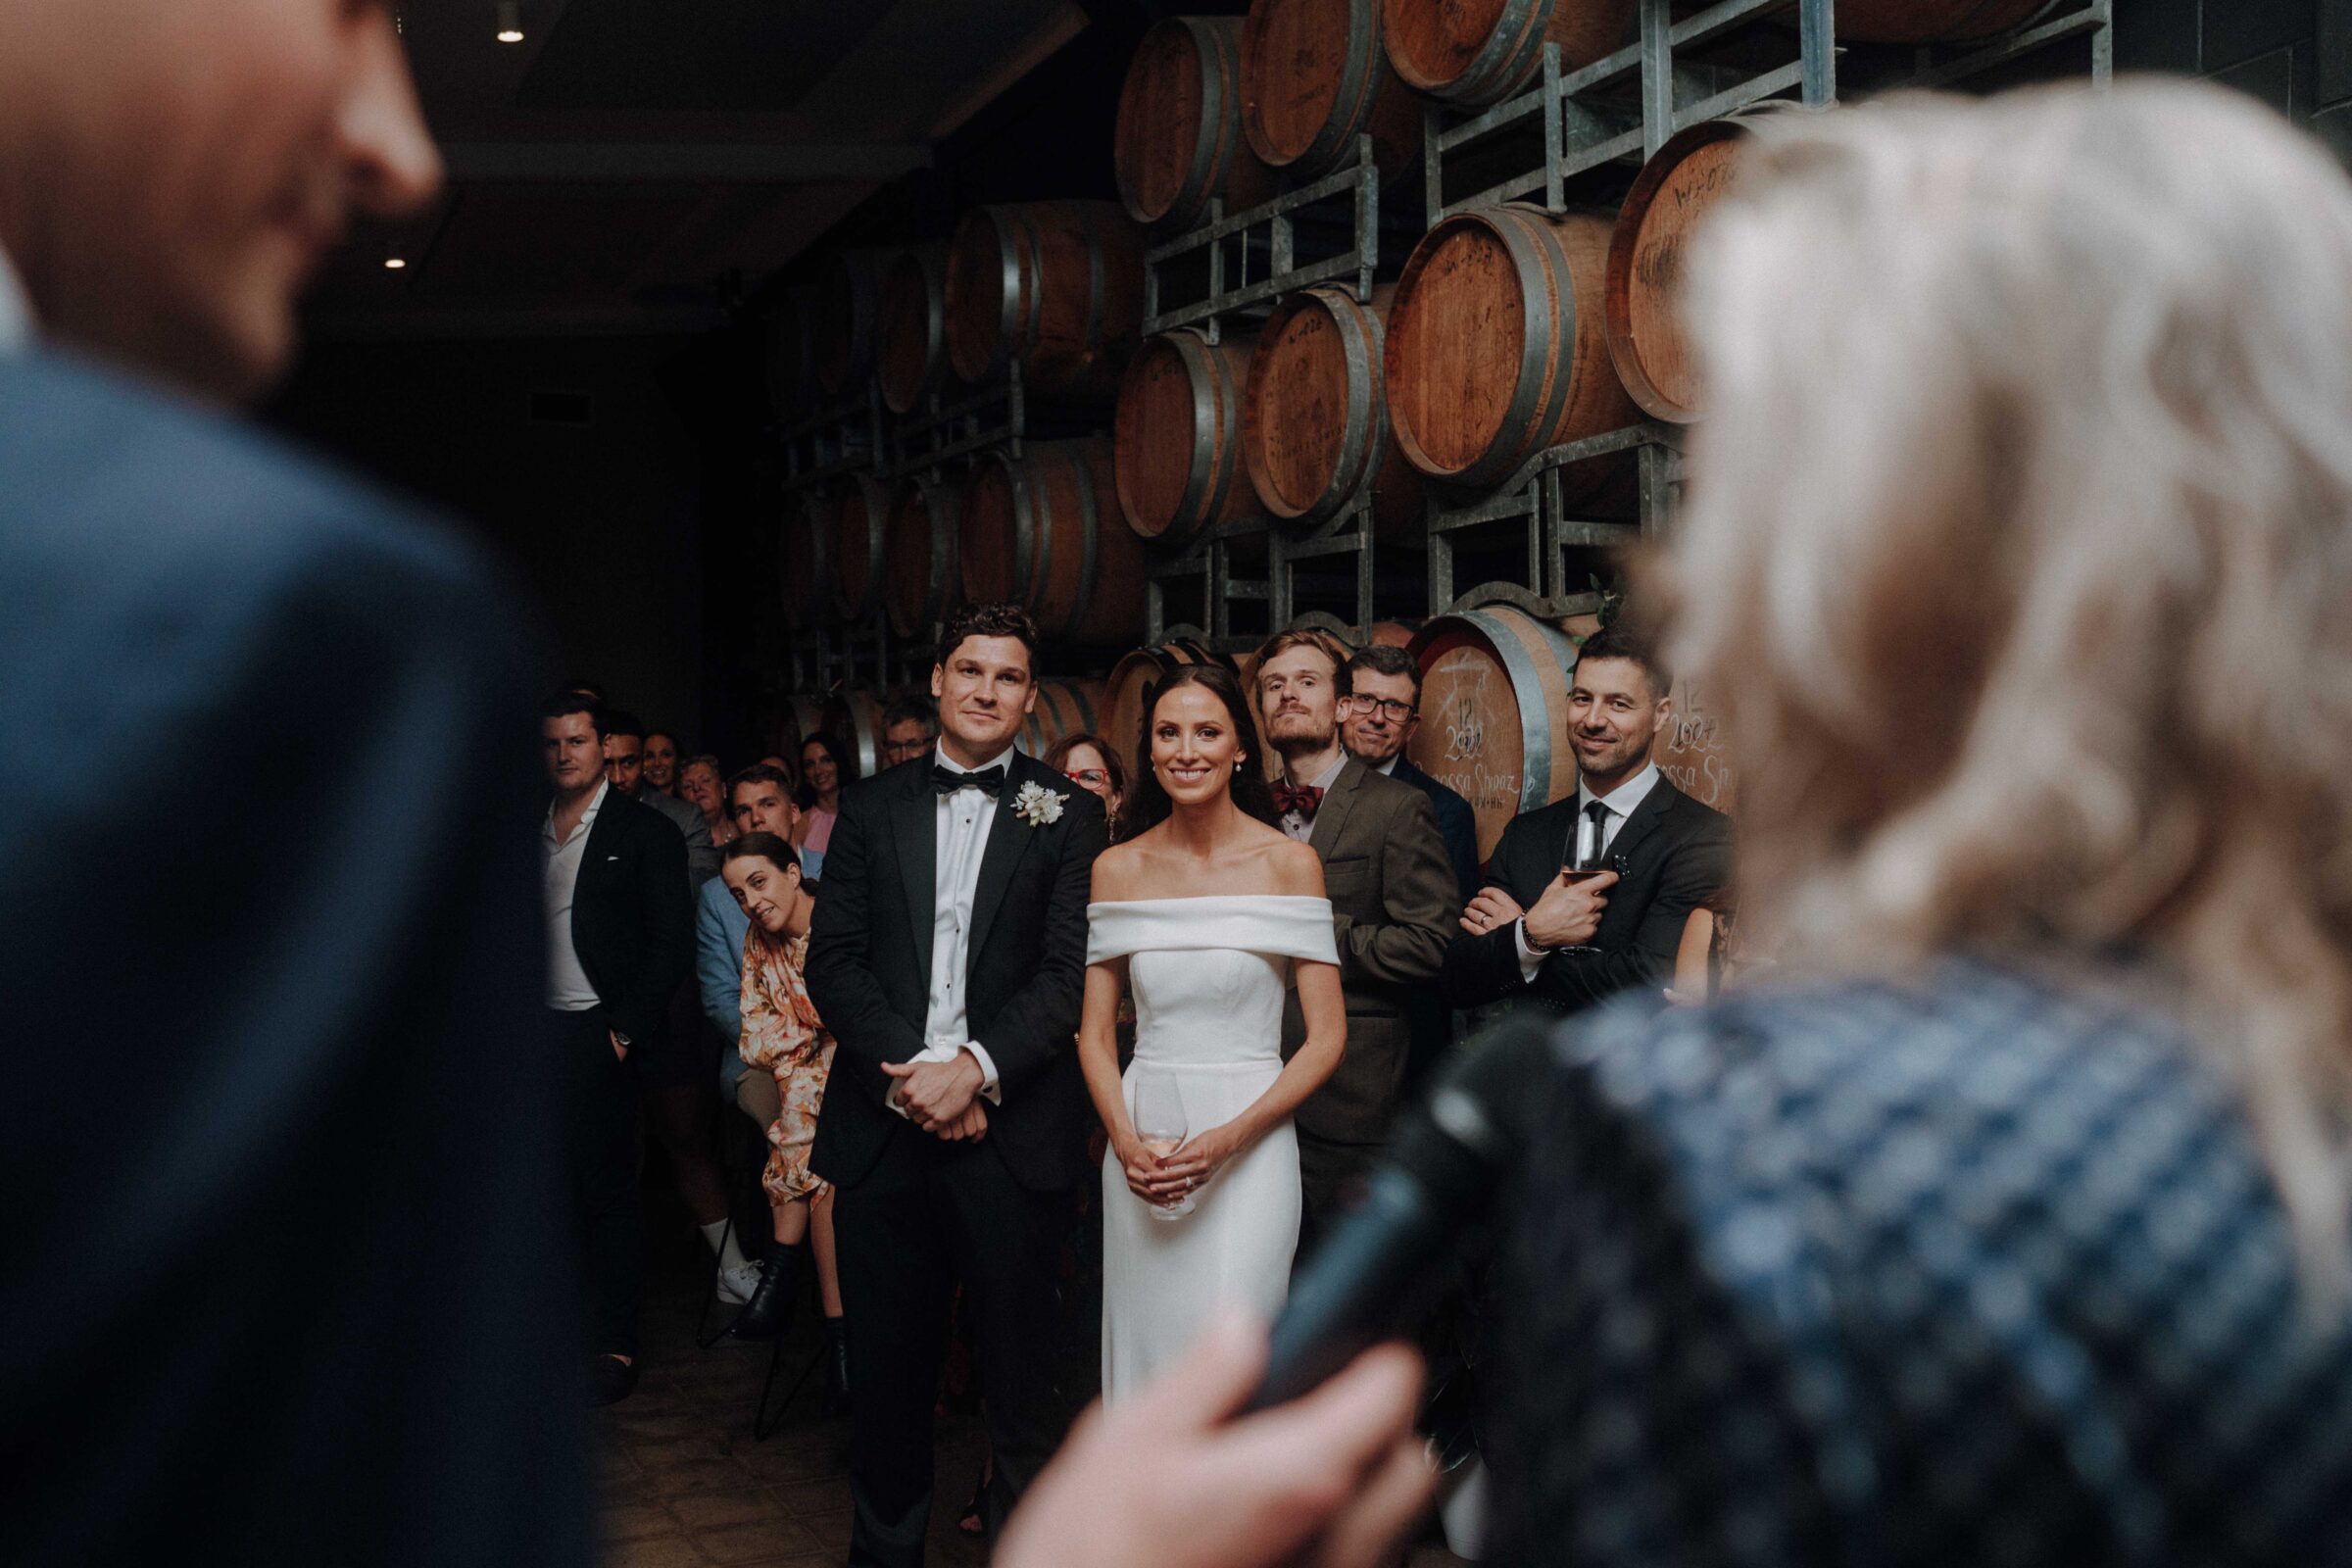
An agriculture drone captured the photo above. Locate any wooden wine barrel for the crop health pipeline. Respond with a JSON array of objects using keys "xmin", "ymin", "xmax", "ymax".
[
  {"xmin": 826, "ymin": 471, "xmax": 893, "ymax": 624},
  {"xmin": 1117, "ymin": 17, "xmax": 1281, "ymax": 233},
  {"xmin": 813, "ymin": 249, "xmax": 887, "ymax": 398},
  {"xmin": 1605, "ymin": 109, "xmax": 1786, "ymax": 424},
  {"xmin": 1116, "ymin": 329, "xmax": 1257, "ymax": 545},
  {"xmin": 945, "ymin": 202, "xmax": 1145, "ymax": 404},
  {"xmin": 1382, "ymin": 0, "xmax": 1636, "ymax": 107},
  {"xmin": 765, "ymin": 286, "xmax": 821, "ymax": 420},
  {"xmin": 1241, "ymin": 0, "xmax": 1423, "ymax": 182},
  {"xmin": 883, "ymin": 473, "xmax": 962, "ymax": 640},
  {"xmin": 776, "ymin": 488, "xmax": 834, "ymax": 627},
  {"xmin": 959, "ymin": 438, "xmax": 1148, "ymax": 647},
  {"xmin": 1834, "ymin": 0, "xmax": 2050, "ymax": 43},
  {"xmin": 1406, "ymin": 606, "xmax": 1581, "ymax": 859},
  {"xmin": 1016, "ymin": 677, "xmax": 1110, "ymax": 758},
  {"xmin": 1387, "ymin": 203, "xmax": 1638, "ymax": 494},
  {"xmin": 1244, "ymin": 284, "xmax": 1425, "ymax": 537},
  {"xmin": 764, "ymin": 695, "xmax": 827, "ymax": 778},
  {"xmin": 821, "ymin": 687, "xmax": 889, "ymax": 780},
  {"xmin": 1103, "ymin": 639, "xmax": 1241, "ymax": 763},
  {"xmin": 875, "ymin": 243, "xmax": 952, "ymax": 416},
  {"xmin": 1367, "ymin": 618, "xmax": 1418, "ymax": 648}
]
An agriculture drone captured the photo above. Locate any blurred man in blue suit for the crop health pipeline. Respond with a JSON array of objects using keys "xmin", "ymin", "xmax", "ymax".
[{"xmin": 0, "ymin": 4, "xmax": 590, "ymax": 1566}]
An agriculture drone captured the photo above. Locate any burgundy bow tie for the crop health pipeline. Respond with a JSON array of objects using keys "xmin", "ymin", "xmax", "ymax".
[{"xmin": 1274, "ymin": 782, "xmax": 1325, "ymax": 818}]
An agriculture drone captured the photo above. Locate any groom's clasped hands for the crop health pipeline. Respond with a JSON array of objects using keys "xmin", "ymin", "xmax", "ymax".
[{"xmin": 882, "ymin": 1054, "xmax": 990, "ymax": 1141}]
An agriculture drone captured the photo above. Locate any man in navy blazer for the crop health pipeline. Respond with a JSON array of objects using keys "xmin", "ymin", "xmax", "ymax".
[
  {"xmin": 1443, "ymin": 628, "xmax": 1732, "ymax": 1018},
  {"xmin": 2, "ymin": 4, "xmax": 590, "ymax": 1564}
]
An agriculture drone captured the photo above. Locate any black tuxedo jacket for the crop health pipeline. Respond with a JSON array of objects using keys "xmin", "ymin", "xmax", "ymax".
[
  {"xmin": 566, "ymin": 785, "xmax": 693, "ymax": 1046},
  {"xmin": 806, "ymin": 751, "xmax": 1106, "ymax": 1192},
  {"xmin": 1392, "ymin": 756, "xmax": 1481, "ymax": 905},
  {"xmin": 3, "ymin": 350, "xmax": 585, "ymax": 1566},
  {"xmin": 1442, "ymin": 777, "xmax": 1731, "ymax": 1017}
]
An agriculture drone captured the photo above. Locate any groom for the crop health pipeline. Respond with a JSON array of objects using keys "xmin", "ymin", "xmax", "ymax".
[{"xmin": 806, "ymin": 603, "xmax": 1107, "ymax": 1566}]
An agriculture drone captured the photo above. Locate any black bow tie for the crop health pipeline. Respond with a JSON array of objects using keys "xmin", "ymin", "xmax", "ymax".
[{"xmin": 934, "ymin": 763, "xmax": 1007, "ymax": 798}]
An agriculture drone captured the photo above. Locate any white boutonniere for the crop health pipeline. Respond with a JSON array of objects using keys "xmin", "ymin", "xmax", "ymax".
[{"xmin": 1011, "ymin": 780, "xmax": 1066, "ymax": 827}]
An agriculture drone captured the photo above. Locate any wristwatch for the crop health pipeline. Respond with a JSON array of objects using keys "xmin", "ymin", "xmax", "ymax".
[{"xmin": 612, "ymin": 1030, "xmax": 633, "ymax": 1047}]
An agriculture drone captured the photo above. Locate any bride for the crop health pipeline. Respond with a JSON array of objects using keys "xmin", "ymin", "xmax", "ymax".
[{"xmin": 1078, "ymin": 664, "xmax": 1347, "ymax": 1398}]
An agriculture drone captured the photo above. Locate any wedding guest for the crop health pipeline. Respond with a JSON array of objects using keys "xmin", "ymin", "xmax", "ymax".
[
  {"xmin": 1488, "ymin": 83, "xmax": 2352, "ymax": 1562},
  {"xmin": 1341, "ymin": 645, "xmax": 1478, "ymax": 904},
  {"xmin": 880, "ymin": 694, "xmax": 940, "ymax": 768},
  {"xmin": 602, "ymin": 709, "xmax": 719, "ymax": 885},
  {"xmin": 805, "ymin": 603, "xmax": 1106, "ymax": 1563},
  {"xmin": 794, "ymin": 730, "xmax": 853, "ymax": 884},
  {"xmin": 700, "ymin": 765, "xmax": 798, "ymax": 1138},
  {"xmin": 642, "ymin": 730, "xmax": 682, "ymax": 797},
  {"xmin": 1, "ymin": 3, "xmax": 587, "ymax": 1556},
  {"xmin": 541, "ymin": 692, "xmax": 693, "ymax": 1406},
  {"xmin": 718, "ymin": 834, "xmax": 849, "ymax": 1404},
  {"xmin": 1253, "ymin": 630, "xmax": 1454, "ymax": 1251},
  {"xmin": 1439, "ymin": 625, "xmax": 1730, "ymax": 1020},
  {"xmin": 1044, "ymin": 731, "xmax": 1129, "ymax": 835},
  {"xmin": 1340, "ymin": 644, "xmax": 1479, "ymax": 1092},
  {"xmin": 679, "ymin": 754, "xmax": 736, "ymax": 847}
]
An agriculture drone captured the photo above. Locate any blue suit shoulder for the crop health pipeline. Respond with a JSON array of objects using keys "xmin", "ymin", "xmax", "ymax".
[{"xmin": 0, "ymin": 350, "xmax": 505, "ymax": 614}]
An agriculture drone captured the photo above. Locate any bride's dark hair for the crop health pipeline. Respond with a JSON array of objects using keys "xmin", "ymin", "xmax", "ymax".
[{"xmin": 1115, "ymin": 664, "xmax": 1281, "ymax": 840}]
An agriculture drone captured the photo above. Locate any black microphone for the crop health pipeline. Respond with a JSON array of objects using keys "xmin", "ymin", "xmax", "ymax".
[{"xmin": 1244, "ymin": 1014, "xmax": 1558, "ymax": 1412}]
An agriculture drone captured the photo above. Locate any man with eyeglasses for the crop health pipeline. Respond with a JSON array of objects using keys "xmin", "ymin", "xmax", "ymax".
[
  {"xmin": 878, "ymin": 693, "xmax": 939, "ymax": 770},
  {"xmin": 1341, "ymin": 645, "xmax": 1479, "ymax": 906}
]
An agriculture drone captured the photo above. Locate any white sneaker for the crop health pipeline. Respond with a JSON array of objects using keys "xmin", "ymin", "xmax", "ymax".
[{"xmin": 717, "ymin": 1259, "xmax": 763, "ymax": 1306}]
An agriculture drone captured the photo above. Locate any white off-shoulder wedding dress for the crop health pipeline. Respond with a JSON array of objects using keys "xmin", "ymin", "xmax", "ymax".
[{"xmin": 1086, "ymin": 895, "xmax": 1340, "ymax": 1399}]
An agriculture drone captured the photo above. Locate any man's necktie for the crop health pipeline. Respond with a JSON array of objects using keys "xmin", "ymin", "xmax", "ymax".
[
  {"xmin": 1274, "ymin": 782, "xmax": 1325, "ymax": 819},
  {"xmin": 1578, "ymin": 799, "xmax": 1612, "ymax": 869},
  {"xmin": 934, "ymin": 764, "xmax": 1007, "ymax": 798}
]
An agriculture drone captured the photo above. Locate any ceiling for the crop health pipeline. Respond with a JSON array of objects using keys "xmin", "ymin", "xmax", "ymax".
[{"xmin": 305, "ymin": 0, "xmax": 1091, "ymax": 339}]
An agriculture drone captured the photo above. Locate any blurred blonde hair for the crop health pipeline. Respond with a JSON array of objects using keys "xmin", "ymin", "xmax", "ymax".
[{"xmin": 1668, "ymin": 80, "xmax": 2352, "ymax": 1284}]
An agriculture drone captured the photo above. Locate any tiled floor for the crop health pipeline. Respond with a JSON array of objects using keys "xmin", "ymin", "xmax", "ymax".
[{"xmin": 594, "ymin": 1232, "xmax": 1469, "ymax": 1568}]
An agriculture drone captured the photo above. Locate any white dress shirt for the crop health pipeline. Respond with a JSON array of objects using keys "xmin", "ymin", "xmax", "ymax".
[
  {"xmin": 892, "ymin": 744, "xmax": 1008, "ymax": 1116},
  {"xmin": 1278, "ymin": 751, "xmax": 1349, "ymax": 843},
  {"xmin": 1514, "ymin": 761, "xmax": 1663, "ymax": 978},
  {"xmin": 543, "ymin": 780, "xmax": 609, "ymax": 1010},
  {"xmin": 0, "ymin": 240, "xmax": 32, "ymax": 357}
]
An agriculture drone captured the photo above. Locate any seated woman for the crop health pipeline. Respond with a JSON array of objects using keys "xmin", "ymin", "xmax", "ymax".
[{"xmin": 718, "ymin": 833, "xmax": 847, "ymax": 1409}]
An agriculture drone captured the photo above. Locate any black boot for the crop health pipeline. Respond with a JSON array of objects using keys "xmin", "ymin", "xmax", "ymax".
[
  {"xmin": 726, "ymin": 1237, "xmax": 803, "ymax": 1342},
  {"xmin": 822, "ymin": 1316, "xmax": 850, "ymax": 1414}
]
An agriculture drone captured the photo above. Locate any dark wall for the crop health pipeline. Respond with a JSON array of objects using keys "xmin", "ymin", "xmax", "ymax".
[
  {"xmin": 2116, "ymin": 0, "xmax": 2344, "ymax": 137},
  {"xmin": 267, "ymin": 334, "xmax": 720, "ymax": 752}
]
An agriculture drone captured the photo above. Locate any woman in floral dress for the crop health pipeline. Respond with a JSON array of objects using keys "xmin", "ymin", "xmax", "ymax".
[{"xmin": 717, "ymin": 832, "xmax": 846, "ymax": 1402}]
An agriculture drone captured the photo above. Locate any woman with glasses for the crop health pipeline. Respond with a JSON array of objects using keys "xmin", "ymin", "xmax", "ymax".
[{"xmin": 1043, "ymin": 732, "xmax": 1129, "ymax": 841}]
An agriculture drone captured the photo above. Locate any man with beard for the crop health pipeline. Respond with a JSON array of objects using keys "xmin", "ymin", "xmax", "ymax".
[
  {"xmin": 1441, "ymin": 626, "xmax": 1732, "ymax": 1018},
  {"xmin": 1253, "ymin": 630, "xmax": 1455, "ymax": 1250}
]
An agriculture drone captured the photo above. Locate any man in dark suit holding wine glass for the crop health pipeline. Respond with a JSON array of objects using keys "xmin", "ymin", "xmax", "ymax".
[{"xmin": 1442, "ymin": 626, "xmax": 1732, "ymax": 1017}]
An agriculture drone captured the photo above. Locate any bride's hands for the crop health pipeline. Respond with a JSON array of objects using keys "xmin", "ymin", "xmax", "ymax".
[
  {"xmin": 1154, "ymin": 1120, "xmax": 1246, "ymax": 1194},
  {"xmin": 1112, "ymin": 1130, "xmax": 1194, "ymax": 1208}
]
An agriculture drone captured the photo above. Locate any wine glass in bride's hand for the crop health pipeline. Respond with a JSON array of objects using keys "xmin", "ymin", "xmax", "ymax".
[{"xmin": 1131, "ymin": 1069, "xmax": 1194, "ymax": 1220}]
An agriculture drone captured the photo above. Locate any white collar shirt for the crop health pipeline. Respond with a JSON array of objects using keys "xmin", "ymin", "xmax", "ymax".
[
  {"xmin": 1575, "ymin": 761, "xmax": 1662, "ymax": 864},
  {"xmin": 1279, "ymin": 750, "xmax": 1349, "ymax": 843},
  {"xmin": 900, "ymin": 744, "xmax": 1011, "ymax": 1113},
  {"xmin": 0, "ymin": 240, "xmax": 32, "ymax": 357},
  {"xmin": 1370, "ymin": 753, "xmax": 1399, "ymax": 777},
  {"xmin": 542, "ymin": 779, "xmax": 609, "ymax": 1010}
]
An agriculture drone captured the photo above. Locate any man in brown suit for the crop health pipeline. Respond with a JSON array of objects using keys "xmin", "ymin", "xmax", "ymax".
[{"xmin": 1255, "ymin": 630, "xmax": 1458, "ymax": 1253}]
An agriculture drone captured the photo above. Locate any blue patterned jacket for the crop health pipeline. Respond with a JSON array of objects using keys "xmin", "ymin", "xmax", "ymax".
[{"xmin": 1493, "ymin": 958, "xmax": 2352, "ymax": 1565}]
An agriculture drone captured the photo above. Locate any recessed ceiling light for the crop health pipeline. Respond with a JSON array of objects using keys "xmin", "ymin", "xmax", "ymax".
[
  {"xmin": 384, "ymin": 258, "xmax": 409, "ymax": 270},
  {"xmin": 496, "ymin": 2, "xmax": 523, "ymax": 42}
]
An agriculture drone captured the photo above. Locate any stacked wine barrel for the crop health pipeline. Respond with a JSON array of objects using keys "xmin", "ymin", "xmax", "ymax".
[{"xmin": 762, "ymin": 0, "xmax": 2066, "ymax": 824}]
